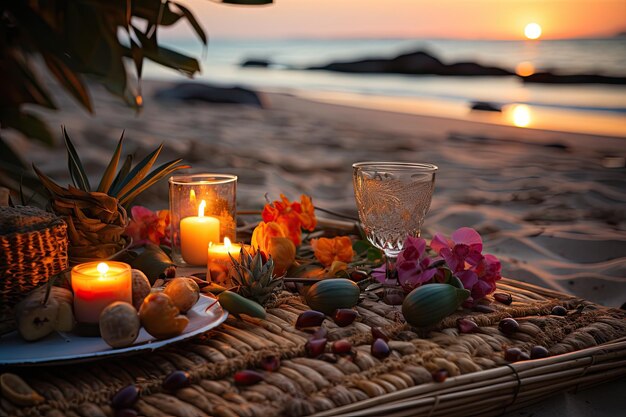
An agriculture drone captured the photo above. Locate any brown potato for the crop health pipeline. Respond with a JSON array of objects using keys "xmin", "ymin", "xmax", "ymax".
[
  {"xmin": 99, "ymin": 302, "xmax": 140, "ymax": 348},
  {"xmin": 162, "ymin": 277, "xmax": 200, "ymax": 313},
  {"xmin": 139, "ymin": 293, "xmax": 189, "ymax": 339},
  {"xmin": 131, "ymin": 269, "xmax": 152, "ymax": 310}
]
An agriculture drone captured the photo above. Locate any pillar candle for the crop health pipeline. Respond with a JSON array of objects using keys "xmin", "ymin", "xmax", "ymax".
[
  {"xmin": 71, "ymin": 261, "xmax": 132, "ymax": 324},
  {"xmin": 207, "ymin": 238, "xmax": 251, "ymax": 285},
  {"xmin": 180, "ymin": 200, "xmax": 220, "ymax": 265}
]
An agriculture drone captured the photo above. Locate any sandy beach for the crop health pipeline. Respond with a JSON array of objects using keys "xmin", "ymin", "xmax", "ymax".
[{"xmin": 5, "ymin": 79, "xmax": 625, "ymax": 308}]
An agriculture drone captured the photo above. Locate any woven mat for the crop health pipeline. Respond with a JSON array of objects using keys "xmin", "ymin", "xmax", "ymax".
[{"xmin": 1, "ymin": 278, "xmax": 625, "ymax": 417}]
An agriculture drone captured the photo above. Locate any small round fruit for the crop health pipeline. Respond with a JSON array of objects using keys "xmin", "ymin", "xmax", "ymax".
[
  {"xmin": 499, "ymin": 318, "xmax": 519, "ymax": 335},
  {"xmin": 131, "ymin": 269, "xmax": 151, "ymax": 310},
  {"xmin": 163, "ymin": 277, "xmax": 200, "ymax": 313},
  {"xmin": 139, "ymin": 293, "xmax": 189, "ymax": 339},
  {"xmin": 99, "ymin": 302, "xmax": 140, "ymax": 348},
  {"xmin": 530, "ymin": 345, "xmax": 549, "ymax": 359}
]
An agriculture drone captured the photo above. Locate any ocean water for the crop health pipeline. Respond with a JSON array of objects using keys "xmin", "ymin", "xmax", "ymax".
[{"xmin": 144, "ymin": 38, "xmax": 626, "ymax": 136}]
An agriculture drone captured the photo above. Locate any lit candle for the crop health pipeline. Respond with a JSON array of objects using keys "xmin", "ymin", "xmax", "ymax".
[
  {"xmin": 207, "ymin": 238, "xmax": 251, "ymax": 285},
  {"xmin": 180, "ymin": 200, "xmax": 220, "ymax": 265},
  {"xmin": 71, "ymin": 261, "xmax": 132, "ymax": 324}
]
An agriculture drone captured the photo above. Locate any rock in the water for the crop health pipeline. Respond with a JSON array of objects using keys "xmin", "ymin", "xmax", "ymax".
[
  {"xmin": 155, "ymin": 83, "xmax": 265, "ymax": 107},
  {"xmin": 308, "ymin": 50, "xmax": 514, "ymax": 76},
  {"xmin": 522, "ymin": 72, "xmax": 626, "ymax": 85},
  {"xmin": 470, "ymin": 101, "xmax": 502, "ymax": 112},
  {"xmin": 241, "ymin": 59, "xmax": 272, "ymax": 68}
]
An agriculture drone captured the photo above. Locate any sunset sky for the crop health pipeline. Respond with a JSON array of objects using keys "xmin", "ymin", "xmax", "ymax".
[{"xmin": 174, "ymin": 0, "xmax": 626, "ymax": 40}]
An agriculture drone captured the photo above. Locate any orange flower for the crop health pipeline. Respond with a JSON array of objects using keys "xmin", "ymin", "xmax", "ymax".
[
  {"xmin": 251, "ymin": 221, "xmax": 288, "ymax": 254},
  {"xmin": 262, "ymin": 194, "xmax": 317, "ymax": 246},
  {"xmin": 298, "ymin": 194, "xmax": 317, "ymax": 232},
  {"xmin": 251, "ymin": 221, "xmax": 295, "ymax": 275},
  {"xmin": 311, "ymin": 236, "xmax": 354, "ymax": 267}
]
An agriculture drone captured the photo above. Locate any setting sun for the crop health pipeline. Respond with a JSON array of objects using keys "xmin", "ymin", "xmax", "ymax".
[{"xmin": 524, "ymin": 23, "xmax": 542, "ymax": 39}]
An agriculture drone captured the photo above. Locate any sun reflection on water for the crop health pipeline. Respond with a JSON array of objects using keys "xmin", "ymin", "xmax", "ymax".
[{"xmin": 509, "ymin": 104, "xmax": 532, "ymax": 127}]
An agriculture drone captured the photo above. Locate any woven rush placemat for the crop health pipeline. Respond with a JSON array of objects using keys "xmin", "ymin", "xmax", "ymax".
[{"xmin": 1, "ymin": 278, "xmax": 625, "ymax": 417}]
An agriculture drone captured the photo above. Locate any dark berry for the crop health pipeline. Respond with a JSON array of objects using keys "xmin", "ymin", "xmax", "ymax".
[
  {"xmin": 499, "ymin": 318, "xmax": 519, "ymax": 335},
  {"xmin": 333, "ymin": 309, "xmax": 358, "ymax": 327},
  {"xmin": 296, "ymin": 310, "xmax": 326, "ymax": 329},
  {"xmin": 371, "ymin": 338, "xmax": 390, "ymax": 359}
]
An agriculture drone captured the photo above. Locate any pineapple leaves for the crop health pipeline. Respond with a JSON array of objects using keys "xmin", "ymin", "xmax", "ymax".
[
  {"xmin": 97, "ymin": 131, "xmax": 125, "ymax": 193},
  {"xmin": 109, "ymin": 154, "xmax": 133, "ymax": 193},
  {"xmin": 118, "ymin": 158, "xmax": 190, "ymax": 207},
  {"xmin": 63, "ymin": 127, "xmax": 91, "ymax": 192},
  {"xmin": 110, "ymin": 143, "xmax": 163, "ymax": 197}
]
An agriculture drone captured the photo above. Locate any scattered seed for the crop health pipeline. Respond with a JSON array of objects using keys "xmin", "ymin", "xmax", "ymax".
[
  {"xmin": 296, "ymin": 310, "xmax": 326, "ymax": 329},
  {"xmin": 350, "ymin": 270, "xmax": 368, "ymax": 282},
  {"xmin": 111, "ymin": 385, "xmax": 139, "ymax": 410},
  {"xmin": 234, "ymin": 370, "xmax": 264, "ymax": 386},
  {"xmin": 305, "ymin": 338, "xmax": 327, "ymax": 358},
  {"xmin": 162, "ymin": 371, "xmax": 190, "ymax": 391},
  {"xmin": 432, "ymin": 369, "xmax": 448, "ymax": 383},
  {"xmin": 504, "ymin": 347, "xmax": 523, "ymax": 362},
  {"xmin": 332, "ymin": 339, "xmax": 352, "ymax": 354},
  {"xmin": 457, "ymin": 318, "xmax": 478, "ymax": 333},
  {"xmin": 494, "ymin": 293, "xmax": 513, "ymax": 305},
  {"xmin": 499, "ymin": 318, "xmax": 519, "ymax": 335},
  {"xmin": 333, "ymin": 309, "xmax": 358, "ymax": 327},
  {"xmin": 371, "ymin": 338, "xmax": 391, "ymax": 359},
  {"xmin": 530, "ymin": 346, "xmax": 550, "ymax": 359}
]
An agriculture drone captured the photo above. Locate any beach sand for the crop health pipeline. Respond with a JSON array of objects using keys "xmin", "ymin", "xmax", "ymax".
[{"xmin": 5, "ymin": 79, "xmax": 626, "ymax": 308}]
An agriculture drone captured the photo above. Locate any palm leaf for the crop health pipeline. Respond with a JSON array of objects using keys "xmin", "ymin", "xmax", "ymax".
[
  {"xmin": 97, "ymin": 131, "xmax": 125, "ymax": 193},
  {"xmin": 32, "ymin": 164, "xmax": 68, "ymax": 197},
  {"xmin": 42, "ymin": 53, "xmax": 93, "ymax": 113},
  {"xmin": 109, "ymin": 154, "xmax": 133, "ymax": 195},
  {"xmin": 63, "ymin": 127, "xmax": 91, "ymax": 191},
  {"xmin": 118, "ymin": 159, "xmax": 189, "ymax": 206},
  {"xmin": 172, "ymin": 2, "xmax": 207, "ymax": 45},
  {"xmin": 110, "ymin": 143, "xmax": 163, "ymax": 197}
]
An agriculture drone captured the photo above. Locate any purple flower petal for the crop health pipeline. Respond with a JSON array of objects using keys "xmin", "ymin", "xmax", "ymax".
[
  {"xmin": 451, "ymin": 227, "xmax": 483, "ymax": 250},
  {"xmin": 430, "ymin": 233, "xmax": 451, "ymax": 254}
]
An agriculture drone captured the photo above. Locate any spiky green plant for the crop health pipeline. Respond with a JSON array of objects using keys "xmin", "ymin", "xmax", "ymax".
[
  {"xmin": 230, "ymin": 247, "xmax": 283, "ymax": 306},
  {"xmin": 33, "ymin": 127, "xmax": 189, "ymax": 261}
]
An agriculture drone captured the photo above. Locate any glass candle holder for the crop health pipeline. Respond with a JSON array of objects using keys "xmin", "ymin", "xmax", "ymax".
[
  {"xmin": 71, "ymin": 261, "xmax": 132, "ymax": 325},
  {"xmin": 169, "ymin": 174, "xmax": 237, "ymax": 266}
]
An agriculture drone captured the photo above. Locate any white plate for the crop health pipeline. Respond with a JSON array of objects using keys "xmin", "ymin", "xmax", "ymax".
[{"xmin": 0, "ymin": 294, "xmax": 227, "ymax": 366}]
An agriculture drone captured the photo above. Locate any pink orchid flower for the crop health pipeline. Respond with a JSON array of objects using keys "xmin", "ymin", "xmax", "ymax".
[
  {"xmin": 125, "ymin": 206, "xmax": 171, "ymax": 247},
  {"xmin": 372, "ymin": 236, "xmax": 436, "ymax": 292},
  {"xmin": 430, "ymin": 227, "xmax": 483, "ymax": 272},
  {"xmin": 396, "ymin": 236, "xmax": 437, "ymax": 292}
]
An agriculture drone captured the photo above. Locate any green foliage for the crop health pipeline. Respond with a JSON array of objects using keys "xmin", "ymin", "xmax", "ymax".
[
  {"xmin": 0, "ymin": 0, "xmax": 272, "ymax": 201},
  {"xmin": 0, "ymin": 0, "xmax": 272, "ymax": 144},
  {"xmin": 34, "ymin": 128, "xmax": 190, "ymax": 209}
]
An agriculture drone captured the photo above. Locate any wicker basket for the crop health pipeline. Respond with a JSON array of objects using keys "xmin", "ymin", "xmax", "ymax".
[{"xmin": 0, "ymin": 206, "xmax": 69, "ymax": 329}]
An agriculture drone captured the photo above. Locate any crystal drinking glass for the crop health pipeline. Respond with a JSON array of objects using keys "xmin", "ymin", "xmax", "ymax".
[{"xmin": 353, "ymin": 162, "xmax": 437, "ymax": 304}]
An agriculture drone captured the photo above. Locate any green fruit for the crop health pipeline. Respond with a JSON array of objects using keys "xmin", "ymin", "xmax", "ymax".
[
  {"xmin": 218, "ymin": 291, "xmax": 266, "ymax": 319},
  {"xmin": 304, "ymin": 279, "xmax": 360, "ymax": 315},
  {"xmin": 402, "ymin": 283, "xmax": 470, "ymax": 328}
]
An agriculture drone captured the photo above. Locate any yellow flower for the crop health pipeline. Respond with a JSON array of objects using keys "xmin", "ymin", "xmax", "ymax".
[{"xmin": 311, "ymin": 236, "xmax": 354, "ymax": 267}]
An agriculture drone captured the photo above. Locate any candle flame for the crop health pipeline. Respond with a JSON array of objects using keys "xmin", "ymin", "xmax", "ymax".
[
  {"xmin": 224, "ymin": 237, "xmax": 231, "ymax": 249},
  {"xmin": 190, "ymin": 189, "xmax": 196, "ymax": 204},
  {"xmin": 97, "ymin": 262, "xmax": 109, "ymax": 275},
  {"xmin": 198, "ymin": 200, "xmax": 206, "ymax": 217}
]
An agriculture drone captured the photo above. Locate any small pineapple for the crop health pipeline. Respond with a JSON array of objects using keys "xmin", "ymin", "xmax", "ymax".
[
  {"xmin": 229, "ymin": 247, "xmax": 284, "ymax": 306},
  {"xmin": 34, "ymin": 127, "xmax": 188, "ymax": 262}
]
